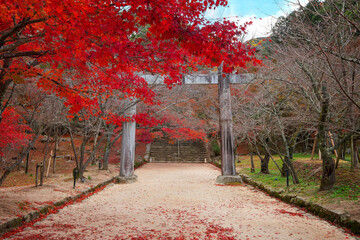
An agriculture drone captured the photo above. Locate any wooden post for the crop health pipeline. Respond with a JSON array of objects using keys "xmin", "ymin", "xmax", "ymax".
[
  {"xmin": 39, "ymin": 164, "xmax": 44, "ymax": 186},
  {"xmin": 119, "ymin": 101, "xmax": 137, "ymax": 180},
  {"xmin": 35, "ymin": 163, "xmax": 40, "ymax": 187},
  {"xmin": 46, "ymin": 151, "xmax": 53, "ymax": 177},
  {"xmin": 311, "ymin": 137, "xmax": 317, "ymax": 160},
  {"xmin": 328, "ymin": 132, "xmax": 338, "ymax": 159},
  {"xmin": 218, "ymin": 69, "xmax": 236, "ymax": 176}
]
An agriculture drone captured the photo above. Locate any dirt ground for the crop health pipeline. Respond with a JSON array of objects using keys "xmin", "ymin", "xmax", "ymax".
[
  {"xmin": 8, "ymin": 163, "xmax": 357, "ymax": 239},
  {"xmin": 0, "ymin": 164, "xmax": 119, "ymax": 225},
  {"xmin": 1, "ymin": 135, "xmax": 146, "ymax": 188},
  {"xmin": 0, "ymin": 133, "xmax": 148, "ymax": 227}
]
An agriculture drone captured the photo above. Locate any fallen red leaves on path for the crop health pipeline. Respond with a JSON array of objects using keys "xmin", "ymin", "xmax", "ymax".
[
  {"xmin": 275, "ymin": 209, "xmax": 304, "ymax": 217},
  {"xmin": 0, "ymin": 181, "xmax": 113, "ymax": 239}
]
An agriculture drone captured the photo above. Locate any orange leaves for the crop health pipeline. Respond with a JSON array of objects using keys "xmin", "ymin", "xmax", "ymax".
[
  {"xmin": 162, "ymin": 127, "xmax": 206, "ymax": 142},
  {"xmin": 150, "ymin": 131, "xmax": 164, "ymax": 140}
]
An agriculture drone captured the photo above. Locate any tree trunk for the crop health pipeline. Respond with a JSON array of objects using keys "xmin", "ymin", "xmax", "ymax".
[
  {"xmin": 250, "ymin": 153, "xmax": 255, "ymax": 173},
  {"xmin": 25, "ymin": 152, "xmax": 30, "ymax": 174},
  {"xmin": 40, "ymin": 135, "xmax": 51, "ymax": 186},
  {"xmin": 351, "ymin": 136, "xmax": 359, "ymax": 169},
  {"xmin": 102, "ymin": 133, "xmax": 112, "ymax": 170},
  {"xmin": 103, "ymin": 148, "xmax": 110, "ymax": 170},
  {"xmin": 0, "ymin": 170, "xmax": 11, "ymax": 186},
  {"xmin": 281, "ymin": 155, "xmax": 300, "ymax": 184},
  {"xmin": 53, "ymin": 132, "xmax": 58, "ymax": 174},
  {"xmin": 336, "ymin": 139, "xmax": 344, "ymax": 169},
  {"xmin": 260, "ymin": 152, "xmax": 270, "ymax": 174},
  {"xmin": 320, "ymin": 148, "xmax": 336, "ymax": 191},
  {"xmin": 78, "ymin": 135, "xmax": 87, "ymax": 182},
  {"xmin": 289, "ymin": 147, "xmax": 294, "ymax": 160},
  {"xmin": 89, "ymin": 133, "xmax": 105, "ymax": 166},
  {"xmin": 69, "ymin": 129, "xmax": 79, "ymax": 169},
  {"xmin": 281, "ymin": 157, "xmax": 288, "ymax": 177},
  {"xmin": 319, "ymin": 89, "xmax": 335, "ymax": 190},
  {"xmin": 91, "ymin": 125, "xmax": 101, "ymax": 165},
  {"xmin": 289, "ymin": 158, "xmax": 300, "ymax": 184},
  {"xmin": 341, "ymin": 141, "xmax": 346, "ymax": 160},
  {"xmin": 0, "ymin": 59, "xmax": 13, "ymax": 122}
]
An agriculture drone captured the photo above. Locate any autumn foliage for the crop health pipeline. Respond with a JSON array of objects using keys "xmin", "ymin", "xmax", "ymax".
[
  {"xmin": 0, "ymin": 108, "xmax": 32, "ymax": 156},
  {"xmin": 0, "ymin": 0, "xmax": 258, "ymax": 180},
  {"xmin": 1, "ymin": 0, "xmax": 256, "ymax": 100}
]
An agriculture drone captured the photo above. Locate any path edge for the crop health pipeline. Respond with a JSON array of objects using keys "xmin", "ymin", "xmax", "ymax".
[
  {"xmin": 209, "ymin": 163, "xmax": 360, "ymax": 236},
  {"xmin": 0, "ymin": 176, "xmax": 116, "ymax": 238},
  {"xmin": 239, "ymin": 173, "xmax": 360, "ymax": 236},
  {"xmin": 0, "ymin": 162, "xmax": 147, "ymax": 238}
]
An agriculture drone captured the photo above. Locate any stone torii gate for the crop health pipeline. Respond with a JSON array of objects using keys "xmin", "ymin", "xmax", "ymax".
[{"xmin": 117, "ymin": 70, "xmax": 253, "ymax": 184}]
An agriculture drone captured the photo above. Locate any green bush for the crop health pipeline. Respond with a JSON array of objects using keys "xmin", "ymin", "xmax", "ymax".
[
  {"xmin": 134, "ymin": 161, "xmax": 144, "ymax": 169},
  {"xmin": 211, "ymin": 140, "xmax": 220, "ymax": 156}
]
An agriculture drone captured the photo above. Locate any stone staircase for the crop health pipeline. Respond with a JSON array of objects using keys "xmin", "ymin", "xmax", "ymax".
[{"xmin": 149, "ymin": 140, "xmax": 209, "ymax": 163}]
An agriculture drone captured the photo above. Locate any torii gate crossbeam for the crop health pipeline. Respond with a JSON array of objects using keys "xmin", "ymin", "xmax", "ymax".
[{"xmin": 116, "ymin": 71, "xmax": 253, "ymax": 184}]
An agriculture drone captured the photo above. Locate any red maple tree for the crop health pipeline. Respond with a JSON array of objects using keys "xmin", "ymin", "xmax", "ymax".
[
  {"xmin": 0, "ymin": 107, "xmax": 32, "ymax": 156},
  {"xmin": 0, "ymin": 0, "xmax": 259, "ymax": 172}
]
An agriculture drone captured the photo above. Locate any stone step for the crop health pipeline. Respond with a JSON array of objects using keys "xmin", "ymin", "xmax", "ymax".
[
  {"xmin": 151, "ymin": 156, "xmax": 208, "ymax": 158},
  {"xmin": 149, "ymin": 139, "xmax": 209, "ymax": 163},
  {"xmin": 151, "ymin": 153, "xmax": 206, "ymax": 155}
]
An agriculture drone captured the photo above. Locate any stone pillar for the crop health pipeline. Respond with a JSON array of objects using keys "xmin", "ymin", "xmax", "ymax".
[
  {"xmin": 216, "ymin": 66, "xmax": 242, "ymax": 184},
  {"xmin": 118, "ymin": 100, "xmax": 138, "ymax": 183},
  {"xmin": 143, "ymin": 143, "xmax": 151, "ymax": 162}
]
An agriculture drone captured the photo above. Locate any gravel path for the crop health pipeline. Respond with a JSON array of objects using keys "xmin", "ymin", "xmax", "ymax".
[{"xmin": 9, "ymin": 163, "xmax": 355, "ymax": 239}]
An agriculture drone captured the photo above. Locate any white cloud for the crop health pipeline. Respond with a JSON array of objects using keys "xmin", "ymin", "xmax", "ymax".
[
  {"xmin": 240, "ymin": 15, "xmax": 278, "ymax": 41},
  {"xmin": 228, "ymin": 0, "xmax": 310, "ymax": 41},
  {"xmin": 204, "ymin": 0, "xmax": 310, "ymax": 41},
  {"xmin": 226, "ymin": 11, "xmax": 281, "ymax": 41}
]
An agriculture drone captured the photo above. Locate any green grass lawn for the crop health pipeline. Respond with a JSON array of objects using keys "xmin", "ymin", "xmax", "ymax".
[{"xmin": 235, "ymin": 153, "xmax": 360, "ymax": 204}]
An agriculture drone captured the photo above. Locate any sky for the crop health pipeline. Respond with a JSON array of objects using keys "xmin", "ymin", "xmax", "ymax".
[{"xmin": 205, "ymin": 0, "xmax": 309, "ymax": 40}]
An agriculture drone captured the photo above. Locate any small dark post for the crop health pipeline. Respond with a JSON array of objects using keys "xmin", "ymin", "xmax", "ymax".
[
  {"xmin": 25, "ymin": 152, "xmax": 30, "ymax": 174},
  {"xmin": 73, "ymin": 168, "xmax": 78, "ymax": 189},
  {"xmin": 250, "ymin": 153, "xmax": 255, "ymax": 173},
  {"xmin": 286, "ymin": 169, "xmax": 290, "ymax": 187},
  {"xmin": 98, "ymin": 161, "xmax": 103, "ymax": 170},
  {"xmin": 39, "ymin": 164, "xmax": 44, "ymax": 186},
  {"xmin": 36, "ymin": 163, "xmax": 43, "ymax": 187},
  {"xmin": 35, "ymin": 164, "xmax": 39, "ymax": 187}
]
